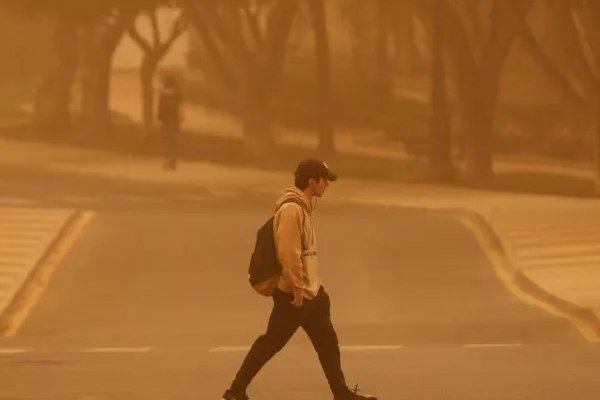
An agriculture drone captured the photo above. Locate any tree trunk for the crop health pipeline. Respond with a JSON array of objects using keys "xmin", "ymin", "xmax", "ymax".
[
  {"xmin": 94, "ymin": 53, "xmax": 114, "ymax": 133},
  {"xmin": 390, "ymin": 1, "xmax": 424, "ymax": 76},
  {"xmin": 567, "ymin": 6, "xmax": 600, "ymax": 194},
  {"xmin": 308, "ymin": 0, "xmax": 335, "ymax": 154},
  {"xmin": 35, "ymin": 16, "xmax": 77, "ymax": 135},
  {"xmin": 345, "ymin": 0, "xmax": 368, "ymax": 79},
  {"xmin": 185, "ymin": 5, "xmax": 237, "ymax": 88},
  {"xmin": 445, "ymin": 28, "xmax": 494, "ymax": 185},
  {"xmin": 242, "ymin": 0, "xmax": 298, "ymax": 155},
  {"xmin": 95, "ymin": 26, "xmax": 127, "ymax": 134},
  {"xmin": 79, "ymin": 17, "xmax": 128, "ymax": 136},
  {"xmin": 450, "ymin": 62, "xmax": 497, "ymax": 186},
  {"xmin": 554, "ymin": 2, "xmax": 598, "ymax": 101},
  {"xmin": 242, "ymin": 64, "xmax": 275, "ymax": 155},
  {"xmin": 375, "ymin": 0, "xmax": 392, "ymax": 112},
  {"xmin": 80, "ymin": 28, "xmax": 110, "ymax": 136},
  {"xmin": 52, "ymin": 18, "xmax": 78, "ymax": 134},
  {"xmin": 80, "ymin": 26, "xmax": 97, "ymax": 133},
  {"xmin": 429, "ymin": 0, "xmax": 452, "ymax": 180},
  {"xmin": 461, "ymin": 94, "xmax": 495, "ymax": 185},
  {"xmin": 593, "ymin": 82, "xmax": 600, "ymax": 196},
  {"xmin": 595, "ymin": 107, "xmax": 600, "ymax": 196},
  {"xmin": 141, "ymin": 56, "xmax": 159, "ymax": 138},
  {"xmin": 518, "ymin": 22, "xmax": 585, "ymax": 107},
  {"xmin": 444, "ymin": 0, "xmax": 531, "ymax": 187}
]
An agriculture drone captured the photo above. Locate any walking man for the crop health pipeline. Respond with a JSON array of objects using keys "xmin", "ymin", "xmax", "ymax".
[{"xmin": 222, "ymin": 159, "xmax": 377, "ymax": 400}]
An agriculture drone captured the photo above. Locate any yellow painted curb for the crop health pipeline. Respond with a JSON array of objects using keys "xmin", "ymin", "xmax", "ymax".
[
  {"xmin": 0, "ymin": 210, "xmax": 95, "ymax": 337},
  {"xmin": 455, "ymin": 210, "xmax": 600, "ymax": 343}
]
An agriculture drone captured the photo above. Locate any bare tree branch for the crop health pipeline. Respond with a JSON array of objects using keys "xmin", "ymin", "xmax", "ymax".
[
  {"xmin": 465, "ymin": 0, "xmax": 484, "ymax": 42},
  {"xmin": 150, "ymin": 8, "xmax": 161, "ymax": 47},
  {"xmin": 202, "ymin": 0, "xmax": 253, "ymax": 62},
  {"xmin": 99, "ymin": 5, "xmax": 139, "ymax": 51},
  {"xmin": 519, "ymin": 20, "xmax": 586, "ymax": 106},
  {"xmin": 571, "ymin": 8, "xmax": 600, "ymax": 82},
  {"xmin": 450, "ymin": 0, "xmax": 484, "ymax": 65},
  {"xmin": 183, "ymin": 2, "xmax": 238, "ymax": 86},
  {"xmin": 482, "ymin": 0, "xmax": 532, "ymax": 82},
  {"xmin": 160, "ymin": 12, "xmax": 188, "ymax": 56},
  {"xmin": 128, "ymin": 20, "xmax": 152, "ymax": 53},
  {"xmin": 241, "ymin": 2, "xmax": 264, "ymax": 51}
]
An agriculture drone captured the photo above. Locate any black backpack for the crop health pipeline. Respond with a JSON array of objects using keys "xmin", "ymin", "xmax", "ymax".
[{"xmin": 248, "ymin": 199, "xmax": 305, "ymax": 296}]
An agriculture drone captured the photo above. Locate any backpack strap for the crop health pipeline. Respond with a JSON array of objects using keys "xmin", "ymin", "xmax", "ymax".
[{"xmin": 276, "ymin": 198, "xmax": 307, "ymax": 251}]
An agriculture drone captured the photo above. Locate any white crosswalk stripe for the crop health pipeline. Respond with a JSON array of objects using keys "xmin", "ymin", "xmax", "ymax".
[
  {"xmin": 1, "ymin": 191, "xmax": 215, "ymax": 210},
  {"xmin": 0, "ymin": 348, "xmax": 29, "ymax": 354},
  {"xmin": 0, "ymin": 343, "xmax": 533, "ymax": 355},
  {"xmin": 0, "ymin": 196, "xmax": 41, "ymax": 207},
  {"xmin": 0, "ymin": 207, "xmax": 75, "ymax": 319},
  {"xmin": 462, "ymin": 343, "xmax": 523, "ymax": 349},
  {"xmin": 509, "ymin": 235, "xmax": 600, "ymax": 246},
  {"xmin": 83, "ymin": 347, "xmax": 155, "ymax": 353},
  {"xmin": 486, "ymin": 214, "xmax": 600, "ymax": 336}
]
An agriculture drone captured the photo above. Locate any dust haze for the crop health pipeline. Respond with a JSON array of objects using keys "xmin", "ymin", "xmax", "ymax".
[{"xmin": 1, "ymin": 1, "xmax": 600, "ymax": 400}]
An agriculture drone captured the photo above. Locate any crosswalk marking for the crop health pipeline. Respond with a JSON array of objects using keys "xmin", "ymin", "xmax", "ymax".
[
  {"xmin": 0, "ymin": 192, "xmax": 217, "ymax": 210},
  {"xmin": 462, "ymin": 343, "xmax": 523, "ymax": 349},
  {"xmin": 0, "ymin": 348, "xmax": 29, "ymax": 354},
  {"xmin": 514, "ymin": 244, "xmax": 600, "ymax": 258},
  {"xmin": 521, "ymin": 255, "xmax": 600, "ymax": 267},
  {"xmin": 509, "ymin": 235, "xmax": 600, "ymax": 246},
  {"xmin": 340, "ymin": 345, "xmax": 405, "ymax": 351},
  {"xmin": 496, "ymin": 222, "xmax": 600, "ymax": 278},
  {"xmin": 83, "ymin": 347, "xmax": 155, "ymax": 353},
  {"xmin": 209, "ymin": 346, "xmax": 251, "ymax": 353},
  {"xmin": 0, "ymin": 343, "xmax": 532, "ymax": 355},
  {"xmin": 209, "ymin": 345, "xmax": 407, "ymax": 353},
  {"xmin": 0, "ymin": 196, "xmax": 40, "ymax": 206}
]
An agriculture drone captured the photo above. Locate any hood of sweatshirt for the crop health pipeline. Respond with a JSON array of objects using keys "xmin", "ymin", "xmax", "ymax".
[{"xmin": 275, "ymin": 187, "xmax": 313, "ymax": 214}]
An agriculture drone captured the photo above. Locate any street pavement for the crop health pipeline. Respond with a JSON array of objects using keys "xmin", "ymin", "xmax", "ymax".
[
  {"xmin": 1, "ymin": 137, "xmax": 600, "ymax": 399},
  {"xmin": 0, "ymin": 200, "xmax": 597, "ymax": 400},
  {"xmin": 1, "ymin": 137, "xmax": 600, "ymax": 341}
]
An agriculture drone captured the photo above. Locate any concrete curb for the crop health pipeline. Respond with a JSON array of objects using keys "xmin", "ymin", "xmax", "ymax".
[
  {"xmin": 0, "ymin": 208, "xmax": 74, "ymax": 316},
  {"xmin": 514, "ymin": 272, "xmax": 600, "ymax": 339},
  {"xmin": 453, "ymin": 208, "xmax": 600, "ymax": 342},
  {"xmin": 0, "ymin": 209, "xmax": 92, "ymax": 336}
]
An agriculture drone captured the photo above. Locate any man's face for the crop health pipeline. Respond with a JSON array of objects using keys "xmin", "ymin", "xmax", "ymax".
[{"xmin": 311, "ymin": 177, "xmax": 329, "ymax": 197}]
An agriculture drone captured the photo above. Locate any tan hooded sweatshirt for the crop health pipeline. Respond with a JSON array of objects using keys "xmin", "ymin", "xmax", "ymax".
[{"xmin": 273, "ymin": 187, "xmax": 320, "ymax": 299}]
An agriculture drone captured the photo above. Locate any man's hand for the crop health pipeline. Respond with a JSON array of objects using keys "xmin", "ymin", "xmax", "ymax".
[{"xmin": 291, "ymin": 287, "xmax": 304, "ymax": 307}]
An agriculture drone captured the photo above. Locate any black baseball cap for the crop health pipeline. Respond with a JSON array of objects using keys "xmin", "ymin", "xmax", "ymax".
[{"xmin": 295, "ymin": 158, "xmax": 338, "ymax": 181}]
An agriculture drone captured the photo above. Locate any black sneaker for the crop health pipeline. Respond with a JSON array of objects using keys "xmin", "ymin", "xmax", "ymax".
[
  {"xmin": 221, "ymin": 389, "xmax": 249, "ymax": 400},
  {"xmin": 334, "ymin": 385, "xmax": 378, "ymax": 400}
]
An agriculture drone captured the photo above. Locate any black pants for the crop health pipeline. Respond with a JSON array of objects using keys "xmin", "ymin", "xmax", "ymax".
[
  {"xmin": 161, "ymin": 125, "xmax": 178, "ymax": 168},
  {"xmin": 230, "ymin": 287, "xmax": 347, "ymax": 394}
]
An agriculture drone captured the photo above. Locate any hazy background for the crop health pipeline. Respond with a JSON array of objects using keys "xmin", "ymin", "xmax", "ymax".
[
  {"xmin": 1, "ymin": 0, "xmax": 600, "ymax": 196},
  {"xmin": 3, "ymin": 3, "xmax": 600, "ymax": 399}
]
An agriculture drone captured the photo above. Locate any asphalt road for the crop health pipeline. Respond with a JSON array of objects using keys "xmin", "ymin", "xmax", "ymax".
[{"xmin": 0, "ymin": 168, "xmax": 598, "ymax": 400}]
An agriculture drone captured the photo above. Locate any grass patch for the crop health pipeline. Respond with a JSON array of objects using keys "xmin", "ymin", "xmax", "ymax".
[
  {"xmin": 4, "ymin": 119, "xmax": 596, "ymax": 197},
  {"xmin": 0, "ymin": 79, "xmax": 34, "ymax": 125},
  {"xmin": 179, "ymin": 132, "xmax": 419, "ymax": 182},
  {"xmin": 493, "ymin": 171, "xmax": 595, "ymax": 198}
]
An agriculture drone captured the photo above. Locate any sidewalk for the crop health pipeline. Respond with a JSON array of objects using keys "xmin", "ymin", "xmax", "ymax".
[
  {"xmin": 0, "ymin": 206, "xmax": 76, "ymax": 335},
  {"xmin": 1, "ymin": 137, "xmax": 600, "ymax": 341}
]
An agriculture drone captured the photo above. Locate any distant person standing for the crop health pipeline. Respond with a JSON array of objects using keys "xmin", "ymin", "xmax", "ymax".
[{"xmin": 157, "ymin": 75, "xmax": 182, "ymax": 170}]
